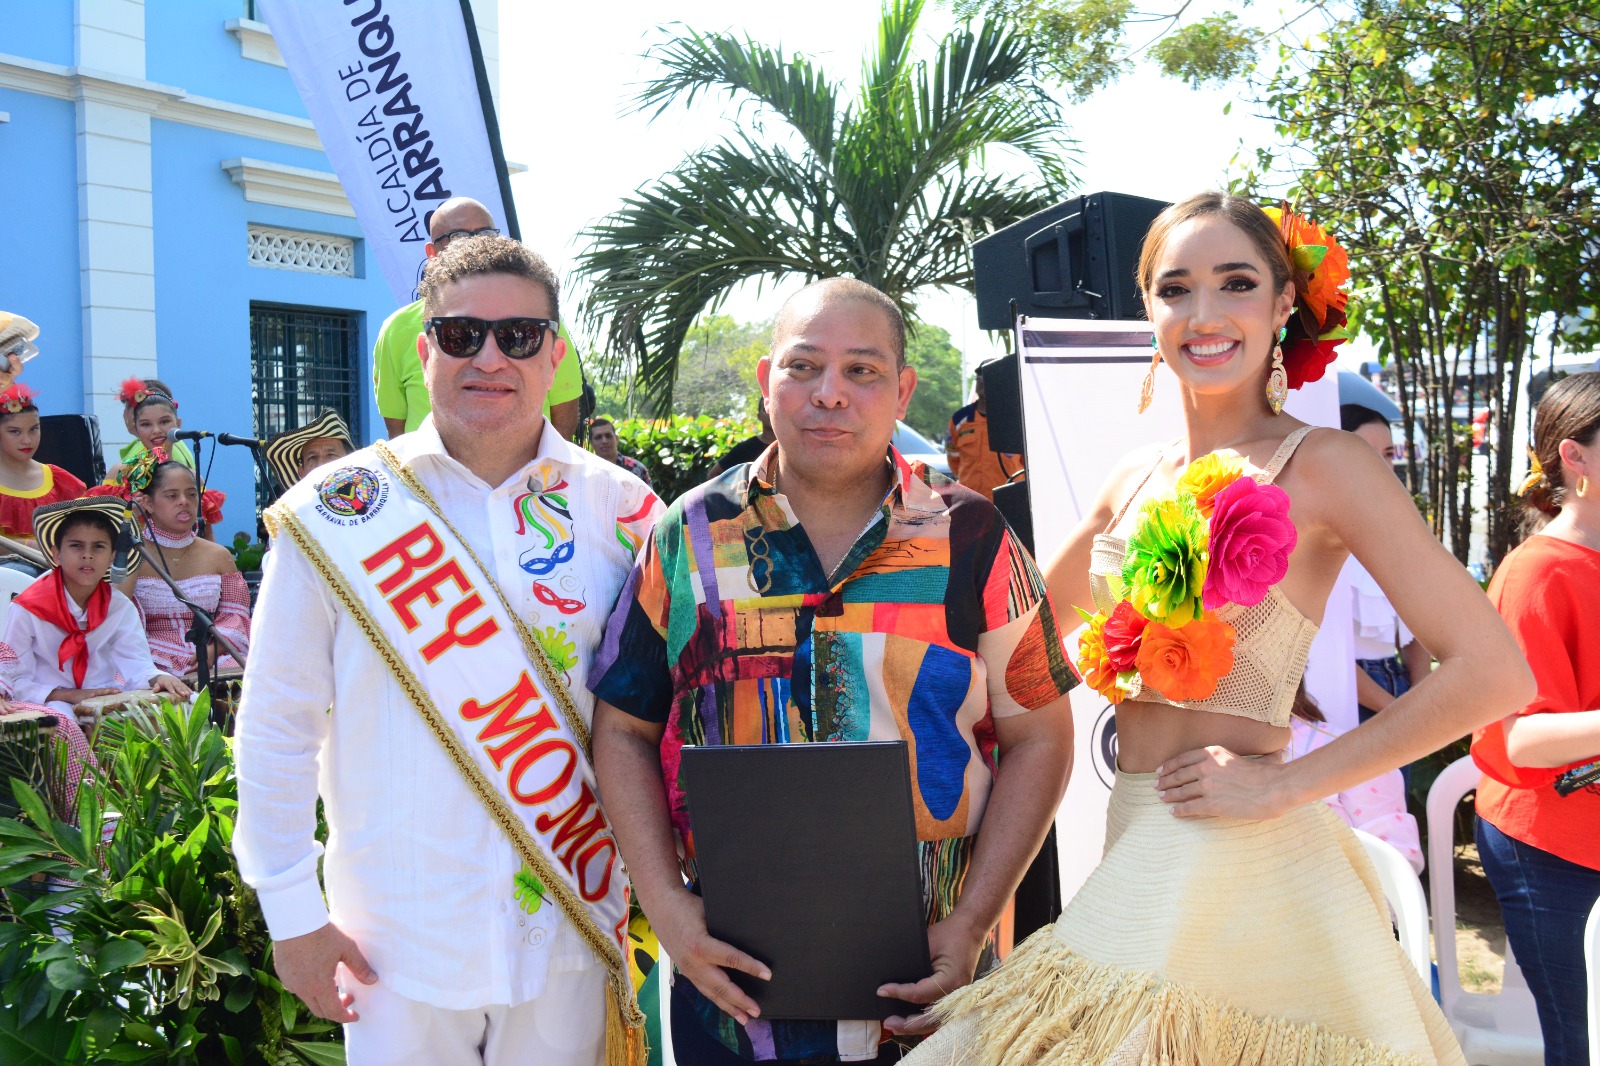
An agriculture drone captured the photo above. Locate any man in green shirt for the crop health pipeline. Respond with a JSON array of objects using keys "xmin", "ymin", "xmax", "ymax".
[{"xmin": 372, "ymin": 197, "xmax": 583, "ymax": 440}]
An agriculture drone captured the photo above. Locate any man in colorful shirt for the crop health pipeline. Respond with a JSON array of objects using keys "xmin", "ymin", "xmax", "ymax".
[
  {"xmin": 945, "ymin": 362, "xmax": 1024, "ymax": 503},
  {"xmin": 591, "ymin": 278, "xmax": 1077, "ymax": 1063}
]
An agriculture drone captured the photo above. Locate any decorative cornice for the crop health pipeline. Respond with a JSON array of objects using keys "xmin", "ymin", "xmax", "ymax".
[
  {"xmin": 0, "ymin": 53, "xmax": 320, "ymax": 150},
  {"xmin": 224, "ymin": 18, "xmax": 286, "ymax": 68},
  {"xmin": 223, "ymin": 157, "xmax": 355, "ymax": 218}
]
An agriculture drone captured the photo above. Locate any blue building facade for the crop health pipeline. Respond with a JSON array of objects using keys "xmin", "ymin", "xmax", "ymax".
[{"xmin": 0, "ymin": 0, "xmax": 502, "ymax": 540}]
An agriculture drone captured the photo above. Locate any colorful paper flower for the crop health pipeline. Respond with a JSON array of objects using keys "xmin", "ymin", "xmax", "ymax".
[
  {"xmin": 1176, "ymin": 453, "xmax": 1245, "ymax": 519},
  {"xmin": 1102, "ymin": 600, "xmax": 1148, "ymax": 673},
  {"xmin": 1202, "ymin": 478, "xmax": 1298, "ymax": 610},
  {"xmin": 1134, "ymin": 615, "xmax": 1237, "ymax": 702},
  {"xmin": 1264, "ymin": 204, "xmax": 1351, "ymax": 389},
  {"xmin": 1123, "ymin": 493, "xmax": 1209, "ymax": 627},
  {"xmin": 1075, "ymin": 608, "xmax": 1134, "ymax": 705}
]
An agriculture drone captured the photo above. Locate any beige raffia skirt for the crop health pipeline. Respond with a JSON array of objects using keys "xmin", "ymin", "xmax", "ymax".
[{"xmin": 906, "ymin": 770, "xmax": 1464, "ymax": 1066}]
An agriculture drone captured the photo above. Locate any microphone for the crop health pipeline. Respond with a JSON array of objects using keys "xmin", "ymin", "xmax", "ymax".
[
  {"xmin": 173, "ymin": 429, "xmax": 212, "ymax": 442},
  {"xmin": 110, "ymin": 506, "xmax": 143, "ymax": 582},
  {"xmin": 218, "ymin": 432, "xmax": 265, "ymax": 451}
]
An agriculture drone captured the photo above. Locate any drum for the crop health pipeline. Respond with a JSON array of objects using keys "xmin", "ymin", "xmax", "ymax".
[
  {"xmin": 183, "ymin": 667, "xmax": 244, "ymax": 723},
  {"xmin": 0, "ymin": 709, "xmax": 59, "ymax": 819},
  {"xmin": 72, "ymin": 690, "xmax": 159, "ymax": 734}
]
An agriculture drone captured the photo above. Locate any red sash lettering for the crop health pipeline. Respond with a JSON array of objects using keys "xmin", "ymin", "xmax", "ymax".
[{"xmin": 364, "ymin": 522, "xmax": 502, "ymax": 661}]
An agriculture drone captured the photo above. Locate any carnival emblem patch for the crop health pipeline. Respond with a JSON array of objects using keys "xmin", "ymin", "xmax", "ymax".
[{"xmin": 314, "ymin": 466, "xmax": 389, "ymax": 527}]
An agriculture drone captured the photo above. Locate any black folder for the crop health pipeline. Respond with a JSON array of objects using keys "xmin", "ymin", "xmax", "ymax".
[{"xmin": 680, "ymin": 741, "xmax": 934, "ymax": 1020}]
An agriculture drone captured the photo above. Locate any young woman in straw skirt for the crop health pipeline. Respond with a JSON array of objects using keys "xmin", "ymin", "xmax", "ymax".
[{"xmin": 905, "ymin": 193, "xmax": 1533, "ymax": 1066}]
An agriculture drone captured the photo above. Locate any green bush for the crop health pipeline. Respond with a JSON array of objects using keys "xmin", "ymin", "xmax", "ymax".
[
  {"xmin": 613, "ymin": 415, "xmax": 759, "ymax": 505},
  {"xmin": 0, "ymin": 698, "xmax": 342, "ymax": 1065},
  {"xmin": 228, "ymin": 534, "xmax": 267, "ymax": 575}
]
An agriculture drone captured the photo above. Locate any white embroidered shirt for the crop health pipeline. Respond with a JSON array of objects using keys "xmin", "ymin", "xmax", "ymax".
[{"xmin": 233, "ymin": 418, "xmax": 661, "ymax": 1009}]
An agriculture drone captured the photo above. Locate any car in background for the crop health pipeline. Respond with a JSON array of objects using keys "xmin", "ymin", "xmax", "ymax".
[{"xmin": 892, "ymin": 421, "xmax": 952, "ymax": 478}]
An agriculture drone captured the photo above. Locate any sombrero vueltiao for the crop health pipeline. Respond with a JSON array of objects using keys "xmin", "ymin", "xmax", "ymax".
[
  {"xmin": 32, "ymin": 497, "xmax": 142, "ymax": 576},
  {"xmin": 265, "ymin": 408, "xmax": 354, "ymax": 496},
  {"xmin": 0, "ymin": 312, "xmax": 41, "ymax": 361}
]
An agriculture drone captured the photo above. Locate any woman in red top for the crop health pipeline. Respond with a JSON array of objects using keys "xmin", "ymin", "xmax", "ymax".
[
  {"xmin": 0, "ymin": 383, "xmax": 87, "ymax": 542},
  {"xmin": 1474, "ymin": 370, "xmax": 1600, "ymax": 1066}
]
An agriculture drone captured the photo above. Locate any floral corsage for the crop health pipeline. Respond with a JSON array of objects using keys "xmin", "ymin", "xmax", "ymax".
[{"xmin": 1077, "ymin": 453, "xmax": 1298, "ymax": 703}]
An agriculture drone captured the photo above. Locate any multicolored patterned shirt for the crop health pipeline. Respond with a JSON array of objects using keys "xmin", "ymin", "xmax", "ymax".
[{"xmin": 590, "ymin": 444, "xmax": 1076, "ymax": 1061}]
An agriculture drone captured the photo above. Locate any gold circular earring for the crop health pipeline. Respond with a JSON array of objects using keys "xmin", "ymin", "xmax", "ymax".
[{"xmin": 1578, "ymin": 474, "xmax": 1591, "ymax": 498}]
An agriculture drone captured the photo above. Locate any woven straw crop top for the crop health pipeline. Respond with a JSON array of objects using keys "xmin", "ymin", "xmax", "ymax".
[{"xmin": 1088, "ymin": 426, "xmax": 1320, "ymax": 728}]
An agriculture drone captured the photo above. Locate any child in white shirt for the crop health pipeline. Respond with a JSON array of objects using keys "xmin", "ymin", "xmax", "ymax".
[{"xmin": 2, "ymin": 497, "xmax": 189, "ymax": 722}]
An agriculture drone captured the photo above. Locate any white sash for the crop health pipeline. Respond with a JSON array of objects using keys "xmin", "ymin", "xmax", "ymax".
[{"xmin": 265, "ymin": 444, "xmax": 645, "ymax": 1058}]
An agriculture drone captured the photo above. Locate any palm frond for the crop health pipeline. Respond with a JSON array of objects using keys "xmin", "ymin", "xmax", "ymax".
[
  {"xmin": 861, "ymin": 0, "xmax": 924, "ymax": 106},
  {"xmin": 636, "ymin": 27, "xmax": 840, "ymax": 162},
  {"xmin": 576, "ymin": 140, "xmax": 849, "ymax": 407},
  {"xmin": 886, "ymin": 170, "xmax": 1070, "ymax": 294}
]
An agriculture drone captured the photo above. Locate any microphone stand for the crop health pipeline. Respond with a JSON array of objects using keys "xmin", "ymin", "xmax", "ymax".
[
  {"xmin": 216, "ymin": 432, "xmax": 275, "ymax": 537},
  {"xmin": 128, "ymin": 503, "xmax": 246, "ymax": 724}
]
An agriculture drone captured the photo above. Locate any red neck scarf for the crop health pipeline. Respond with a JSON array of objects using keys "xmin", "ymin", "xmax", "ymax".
[{"xmin": 13, "ymin": 569, "xmax": 112, "ymax": 687}]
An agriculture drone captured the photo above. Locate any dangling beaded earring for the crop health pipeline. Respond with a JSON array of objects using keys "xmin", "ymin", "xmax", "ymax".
[
  {"xmin": 1266, "ymin": 326, "xmax": 1289, "ymax": 415},
  {"xmin": 1138, "ymin": 333, "xmax": 1160, "ymax": 414}
]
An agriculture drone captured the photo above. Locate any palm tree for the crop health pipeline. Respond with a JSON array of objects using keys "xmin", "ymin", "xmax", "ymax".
[{"xmin": 574, "ymin": 0, "xmax": 1077, "ymax": 407}]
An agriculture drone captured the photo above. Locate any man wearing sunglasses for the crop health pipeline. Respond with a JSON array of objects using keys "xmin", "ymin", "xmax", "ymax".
[
  {"xmin": 372, "ymin": 196, "xmax": 584, "ymax": 443},
  {"xmin": 237, "ymin": 234, "xmax": 662, "ymax": 1065}
]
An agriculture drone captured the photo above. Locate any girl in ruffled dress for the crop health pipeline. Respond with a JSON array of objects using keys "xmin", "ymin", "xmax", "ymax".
[{"xmin": 114, "ymin": 451, "xmax": 249, "ymax": 677}]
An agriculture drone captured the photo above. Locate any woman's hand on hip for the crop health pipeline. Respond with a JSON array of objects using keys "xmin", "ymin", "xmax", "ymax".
[{"xmin": 1155, "ymin": 746, "xmax": 1297, "ymax": 819}]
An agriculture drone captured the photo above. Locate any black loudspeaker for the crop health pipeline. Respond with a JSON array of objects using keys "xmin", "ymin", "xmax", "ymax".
[
  {"xmin": 992, "ymin": 480, "xmax": 1033, "ymax": 555},
  {"xmin": 36, "ymin": 414, "xmax": 107, "ymax": 487},
  {"xmin": 979, "ymin": 354, "xmax": 1025, "ymax": 456},
  {"xmin": 973, "ymin": 191, "xmax": 1171, "ymax": 329}
]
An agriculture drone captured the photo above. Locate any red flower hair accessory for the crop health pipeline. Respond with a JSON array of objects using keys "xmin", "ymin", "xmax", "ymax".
[
  {"xmin": 0, "ymin": 382, "xmax": 37, "ymax": 415},
  {"xmin": 1264, "ymin": 204, "xmax": 1352, "ymax": 390},
  {"xmin": 117, "ymin": 376, "xmax": 150, "ymax": 406}
]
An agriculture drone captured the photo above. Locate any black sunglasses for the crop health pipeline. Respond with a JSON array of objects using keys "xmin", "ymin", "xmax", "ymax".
[
  {"xmin": 426, "ymin": 316, "xmax": 558, "ymax": 359},
  {"xmin": 431, "ymin": 226, "xmax": 500, "ymax": 248}
]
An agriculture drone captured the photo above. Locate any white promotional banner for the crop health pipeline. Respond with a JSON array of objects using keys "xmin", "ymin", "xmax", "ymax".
[
  {"xmin": 258, "ymin": 0, "xmax": 511, "ymax": 303},
  {"xmin": 1016, "ymin": 317, "xmax": 1354, "ymax": 900}
]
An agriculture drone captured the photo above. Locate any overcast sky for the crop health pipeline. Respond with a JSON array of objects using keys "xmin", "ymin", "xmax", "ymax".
[{"xmin": 495, "ymin": 1, "xmax": 1341, "ymax": 381}]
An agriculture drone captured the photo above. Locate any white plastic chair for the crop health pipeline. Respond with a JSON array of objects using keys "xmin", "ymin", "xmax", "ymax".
[
  {"xmin": 658, "ymin": 947, "xmax": 676, "ymax": 1066},
  {"xmin": 0, "ymin": 565, "xmax": 35, "ymax": 630},
  {"xmin": 1427, "ymin": 755, "xmax": 1544, "ymax": 1065},
  {"xmin": 1353, "ymin": 828, "xmax": 1432, "ymax": 981},
  {"xmin": 1586, "ymin": 894, "xmax": 1599, "ymax": 1066}
]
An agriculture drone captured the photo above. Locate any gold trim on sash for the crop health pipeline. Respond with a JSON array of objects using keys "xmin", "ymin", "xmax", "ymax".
[
  {"xmin": 373, "ymin": 440, "xmax": 592, "ymax": 753},
  {"xmin": 265, "ymin": 500, "xmax": 647, "ymax": 1063}
]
